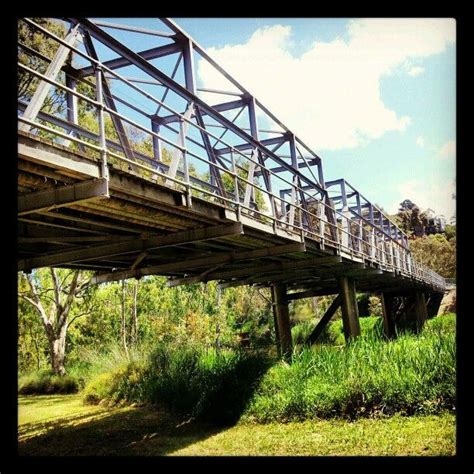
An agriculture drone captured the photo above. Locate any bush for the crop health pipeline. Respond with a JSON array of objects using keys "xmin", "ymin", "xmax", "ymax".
[{"xmin": 19, "ymin": 370, "xmax": 79, "ymax": 395}]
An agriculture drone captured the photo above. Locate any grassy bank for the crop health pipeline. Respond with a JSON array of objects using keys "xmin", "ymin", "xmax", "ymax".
[
  {"xmin": 18, "ymin": 395, "xmax": 455, "ymax": 456},
  {"xmin": 81, "ymin": 314, "xmax": 455, "ymax": 422},
  {"xmin": 245, "ymin": 316, "xmax": 456, "ymax": 422}
]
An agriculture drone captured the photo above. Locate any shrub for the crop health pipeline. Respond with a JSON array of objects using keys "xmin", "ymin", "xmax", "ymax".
[{"xmin": 18, "ymin": 370, "xmax": 79, "ymax": 395}]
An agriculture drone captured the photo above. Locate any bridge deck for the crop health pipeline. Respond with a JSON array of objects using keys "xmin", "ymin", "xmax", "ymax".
[{"xmin": 18, "ymin": 132, "xmax": 444, "ymax": 297}]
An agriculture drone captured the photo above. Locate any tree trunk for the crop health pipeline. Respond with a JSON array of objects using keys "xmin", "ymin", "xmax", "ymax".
[
  {"xmin": 121, "ymin": 279, "xmax": 129, "ymax": 356},
  {"xmin": 132, "ymin": 280, "xmax": 139, "ymax": 346},
  {"xmin": 45, "ymin": 321, "xmax": 67, "ymax": 375}
]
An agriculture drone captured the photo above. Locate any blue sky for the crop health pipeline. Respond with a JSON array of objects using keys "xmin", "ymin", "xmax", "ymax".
[{"xmin": 88, "ymin": 18, "xmax": 456, "ymax": 220}]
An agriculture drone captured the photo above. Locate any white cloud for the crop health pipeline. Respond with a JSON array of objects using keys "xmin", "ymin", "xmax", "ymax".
[
  {"xmin": 439, "ymin": 140, "xmax": 456, "ymax": 159},
  {"xmin": 408, "ymin": 66, "xmax": 425, "ymax": 76},
  {"xmin": 198, "ymin": 19, "xmax": 455, "ymax": 151},
  {"xmin": 389, "ymin": 178, "xmax": 456, "ymax": 219},
  {"xmin": 416, "ymin": 136, "xmax": 425, "ymax": 147}
]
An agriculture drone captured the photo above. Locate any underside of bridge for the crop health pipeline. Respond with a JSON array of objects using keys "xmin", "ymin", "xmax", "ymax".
[{"xmin": 17, "ymin": 18, "xmax": 447, "ymax": 358}]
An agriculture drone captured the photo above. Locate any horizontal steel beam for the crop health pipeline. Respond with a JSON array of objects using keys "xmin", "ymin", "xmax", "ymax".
[
  {"xmin": 215, "ymin": 136, "xmax": 287, "ymax": 156},
  {"xmin": 92, "ymin": 241, "xmax": 306, "ymax": 284},
  {"xmin": 18, "ymin": 178, "xmax": 109, "ymax": 216},
  {"xmin": 325, "ymin": 179, "xmax": 344, "ymax": 188},
  {"xmin": 157, "ymin": 99, "xmax": 247, "ymax": 125},
  {"xmin": 78, "ymin": 42, "xmax": 182, "ymax": 77},
  {"xmin": 18, "ymin": 222, "xmax": 244, "ymax": 271},
  {"xmin": 92, "ymin": 20, "xmax": 176, "ymax": 38},
  {"xmin": 255, "ymin": 158, "xmax": 320, "ymax": 177}
]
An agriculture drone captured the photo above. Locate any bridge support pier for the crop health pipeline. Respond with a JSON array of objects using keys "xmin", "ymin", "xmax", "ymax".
[
  {"xmin": 270, "ymin": 285, "xmax": 282, "ymax": 358},
  {"xmin": 338, "ymin": 276, "xmax": 361, "ymax": 342},
  {"xmin": 414, "ymin": 291, "xmax": 428, "ymax": 332},
  {"xmin": 380, "ymin": 293, "xmax": 396, "ymax": 339},
  {"xmin": 426, "ymin": 292, "xmax": 444, "ymax": 317},
  {"xmin": 272, "ymin": 283, "xmax": 292, "ymax": 360}
]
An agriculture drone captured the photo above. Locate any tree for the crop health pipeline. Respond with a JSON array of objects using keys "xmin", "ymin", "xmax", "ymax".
[
  {"xmin": 409, "ymin": 234, "xmax": 456, "ymax": 278},
  {"xmin": 396, "ymin": 200, "xmax": 428, "ymax": 237},
  {"xmin": 19, "ymin": 269, "xmax": 92, "ymax": 375}
]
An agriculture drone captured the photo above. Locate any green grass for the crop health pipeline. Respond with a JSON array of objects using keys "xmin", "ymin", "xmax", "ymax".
[
  {"xmin": 244, "ymin": 315, "xmax": 456, "ymax": 422},
  {"xmin": 18, "ymin": 394, "xmax": 111, "ymax": 441},
  {"xmin": 18, "ymin": 394, "xmax": 455, "ymax": 456}
]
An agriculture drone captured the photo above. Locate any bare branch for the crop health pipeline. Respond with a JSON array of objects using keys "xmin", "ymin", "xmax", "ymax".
[
  {"xmin": 21, "ymin": 275, "xmax": 49, "ymax": 327},
  {"xmin": 58, "ymin": 270, "xmax": 81, "ymax": 328},
  {"xmin": 50, "ymin": 267, "xmax": 62, "ymax": 311},
  {"xmin": 67, "ymin": 311, "xmax": 91, "ymax": 328}
]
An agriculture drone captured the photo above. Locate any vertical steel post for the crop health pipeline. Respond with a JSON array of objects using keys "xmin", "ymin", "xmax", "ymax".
[
  {"xmin": 95, "ymin": 67, "xmax": 108, "ymax": 181},
  {"xmin": 249, "ymin": 97, "xmax": 277, "ymax": 226},
  {"xmin": 231, "ymin": 150, "xmax": 241, "ymax": 221},
  {"xmin": 182, "ymin": 38, "xmax": 196, "ymax": 94},
  {"xmin": 151, "ymin": 117, "xmax": 162, "ymax": 162},
  {"xmin": 64, "ymin": 75, "xmax": 84, "ymax": 150},
  {"xmin": 66, "ymin": 76, "xmax": 78, "ymax": 125},
  {"xmin": 179, "ymin": 118, "xmax": 192, "ymax": 207}
]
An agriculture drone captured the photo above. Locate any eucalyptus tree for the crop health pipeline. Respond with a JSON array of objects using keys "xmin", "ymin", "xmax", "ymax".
[{"xmin": 18, "ymin": 269, "xmax": 93, "ymax": 375}]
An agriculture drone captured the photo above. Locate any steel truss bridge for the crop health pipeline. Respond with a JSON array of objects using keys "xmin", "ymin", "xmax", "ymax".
[{"xmin": 17, "ymin": 18, "xmax": 447, "ymax": 355}]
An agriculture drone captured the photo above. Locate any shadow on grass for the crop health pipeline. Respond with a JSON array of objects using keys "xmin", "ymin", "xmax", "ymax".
[
  {"xmin": 19, "ymin": 403, "xmax": 226, "ymax": 456},
  {"xmin": 18, "ymin": 352, "xmax": 273, "ymax": 456},
  {"xmin": 19, "ymin": 395, "xmax": 78, "ymax": 406}
]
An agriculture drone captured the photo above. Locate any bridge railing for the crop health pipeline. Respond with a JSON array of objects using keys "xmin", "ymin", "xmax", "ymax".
[{"xmin": 17, "ymin": 18, "xmax": 445, "ymax": 292}]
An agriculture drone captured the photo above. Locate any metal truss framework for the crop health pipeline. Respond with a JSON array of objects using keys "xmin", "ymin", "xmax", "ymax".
[{"xmin": 17, "ymin": 17, "xmax": 445, "ymax": 292}]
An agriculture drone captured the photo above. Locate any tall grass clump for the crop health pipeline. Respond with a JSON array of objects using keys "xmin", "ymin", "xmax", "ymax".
[
  {"xmin": 243, "ymin": 314, "xmax": 455, "ymax": 422},
  {"xmin": 292, "ymin": 316, "xmax": 385, "ymax": 347},
  {"xmin": 84, "ymin": 344, "xmax": 271, "ymax": 425},
  {"xmin": 19, "ymin": 370, "xmax": 79, "ymax": 395}
]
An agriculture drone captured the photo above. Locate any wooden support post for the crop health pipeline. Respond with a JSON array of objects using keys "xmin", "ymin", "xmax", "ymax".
[
  {"xmin": 415, "ymin": 291, "xmax": 428, "ymax": 332},
  {"xmin": 338, "ymin": 276, "xmax": 361, "ymax": 342},
  {"xmin": 380, "ymin": 292, "xmax": 396, "ymax": 339},
  {"xmin": 272, "ymin": 283, "xmax": 292, "ymax": 360},
  {"xmin": 426, "ymin": 292, "xmax": 444, "ymax": 318},
  {"xmin": 271, "ymin": 285, "xmax": 281, "ymax": 358},
  {"xmin": 306, "ymin": 295, "xmax": 341, "ymax": 345}
]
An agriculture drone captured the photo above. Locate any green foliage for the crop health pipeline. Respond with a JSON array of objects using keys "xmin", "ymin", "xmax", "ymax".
[
  {"xmin": 19, "ymin": 370, "xmax": 79, "ymax": 395},
  {"xmin": 368, "ymin": 295, "xmax": 382, "ymax": 317},
  {"xmin": 243, "ymin": 315, "xmax": 455, "ymax": 422},
  {"xmin": 444, "ymin": 224, "xmax": 456, "ymax": 241},
  {"xmin": 18, "ymin": 18, "xmax": 68, "ymax": 109},
  {"xmin": 410, "ymin": 234, "xmax": 456, "ymax": 278}
]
